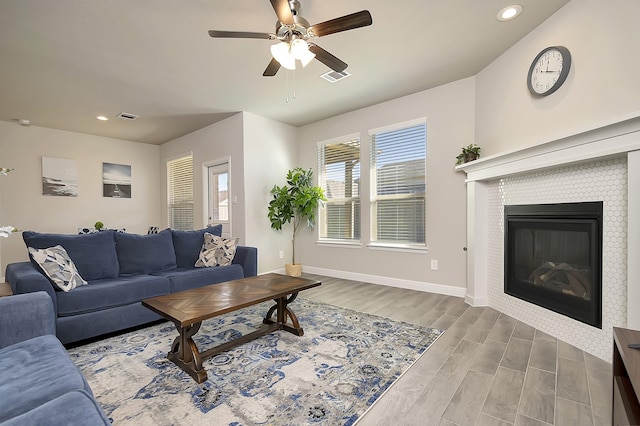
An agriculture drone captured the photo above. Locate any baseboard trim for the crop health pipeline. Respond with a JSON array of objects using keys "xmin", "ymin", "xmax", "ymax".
[
  {"xmin": 300, "ymin": 266, "xmax": 467, "ymax": 298},
  {"xmin": 465, "ymin": 294, "xmax": 489, "ymax": 307}
]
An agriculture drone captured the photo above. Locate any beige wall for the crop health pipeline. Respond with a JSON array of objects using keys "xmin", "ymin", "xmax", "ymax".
[
  {"xmin": 242, "ymin": 112, "xmax": 298, "ymax": 273},
  {"xmin": 296, "ymin": 78, "xmax": 475, "ymax": 290},
  {"xmin": 476, "ymin": 0, "xmax": 640, "ymax": 155},
  {"xmin": 159, "ymin": 113, "xmax": 246, "ymax": 243},
  {"xmin": 0, "ymin": 121, "xmax": 161, "ymax": 272}
]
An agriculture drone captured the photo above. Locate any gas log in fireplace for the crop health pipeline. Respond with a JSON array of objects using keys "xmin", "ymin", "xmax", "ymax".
[{"xmin": 504, "ymin": 202, "xmax": 603, "ymax": 328}]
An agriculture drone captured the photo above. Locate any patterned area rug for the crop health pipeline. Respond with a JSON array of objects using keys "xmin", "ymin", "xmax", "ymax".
[{"xmin": 68, "ymin": 298, "xmax": 443, "ymax": 425}]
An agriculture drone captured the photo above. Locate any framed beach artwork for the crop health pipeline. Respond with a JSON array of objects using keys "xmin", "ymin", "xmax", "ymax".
[
  {"xmin": 103, "ymin": 163, "xmax": 131, "ymax": 198},
  {"xmin": 42, "ymin": 157, "xmax": 78, "ymax": 197}
]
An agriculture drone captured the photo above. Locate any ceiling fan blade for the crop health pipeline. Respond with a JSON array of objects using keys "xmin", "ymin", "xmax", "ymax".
[
  {"xmin": 263, "ymin": 58, "xmax": 281, "ymax": 77},
  {"xmin": 309, "ymin": 10, "xmax": 372, "ymax": 37},
  {"xmin": 270, "ymin": 0, "xmax": 294, "ymax": 26},
  {"xmin": 208, "ymin": 30, "xmax": 273, "ymax": 39},
  {"xmin": 308, "ymin": 44, "xmax": 348, "ymax": 73}
]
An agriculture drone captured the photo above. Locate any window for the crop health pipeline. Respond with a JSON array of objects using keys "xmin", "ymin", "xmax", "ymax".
[
  {"xmin": 167, "ymin": 154, "xmax": 193, "ymax": 230},
  {"xmin": 317, "ymin": 136, "xmax": 361, "ymax": 242},
  {"xmin": 369, "ymin": 120, "xmax": 426, "ymax": 246}
]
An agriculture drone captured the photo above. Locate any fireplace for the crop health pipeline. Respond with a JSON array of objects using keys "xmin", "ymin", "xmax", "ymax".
[{"xmin": 504, "ymin": 202, "xmax": 603, "ymax": 328}]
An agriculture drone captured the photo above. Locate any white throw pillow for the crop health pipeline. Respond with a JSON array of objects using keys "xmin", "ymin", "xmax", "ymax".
[
  {"xmin": 28, "ymin": 245, "xmax": 88, "ymax": 292},
  {"xmin": 195, "ymin": 233, "xmax": 239, "ymax": 268}
]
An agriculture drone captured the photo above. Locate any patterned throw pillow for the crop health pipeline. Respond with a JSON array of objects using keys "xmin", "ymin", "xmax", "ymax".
[
  {"xmin": 28, "ymin": 245, "xmax": 88, "ymax": 292},
  {"xmin": 195, "ymin": 233, "xmax": 239, "ymax": 268}
]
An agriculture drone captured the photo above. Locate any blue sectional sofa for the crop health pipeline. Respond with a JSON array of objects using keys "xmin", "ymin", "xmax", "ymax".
[
  {"xmin": 5, "ymin": 226, "xmax": 258, "ymax": 344},
  {"xmin": 0, "ymin": 292, "xmax": 110, "ymax": 425}
]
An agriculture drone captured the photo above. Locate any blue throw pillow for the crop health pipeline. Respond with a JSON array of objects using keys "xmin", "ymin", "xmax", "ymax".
[
  {"xmin": 114, "ymin": 229, "xmax": 177, "ymax": 275},
  {"xmin": 23, "ymin": 230, "xmax": 120, "ymax": 280},
  {"xmin": 172, "ymin": 225, "xmax": 223, "ymax": 268}
]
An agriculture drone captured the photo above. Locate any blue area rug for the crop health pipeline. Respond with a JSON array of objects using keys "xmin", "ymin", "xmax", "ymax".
[{"xmin": 68, "ymin": 298, "xmax": 443, "ymax": 425}]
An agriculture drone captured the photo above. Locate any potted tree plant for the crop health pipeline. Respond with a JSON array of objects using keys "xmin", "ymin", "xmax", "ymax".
[
  {"xmin": 268, "ymin": 167, "xmax": 326, "ymax": 276},
  {"xmin": 455, "ymin": 144, "xmax": 481, "ymax": 166}
]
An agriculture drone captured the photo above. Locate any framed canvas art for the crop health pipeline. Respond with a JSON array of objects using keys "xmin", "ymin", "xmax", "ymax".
[
  {"xmin": 42, "ymin": 157, "xmax": 78, "ymax": 197},
  {"xmin": 103, "ymin": 163, "xmax": 131, "ymax": 198}
]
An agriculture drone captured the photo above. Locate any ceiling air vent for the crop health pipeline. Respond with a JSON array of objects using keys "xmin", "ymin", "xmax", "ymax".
[
  {"xmin": 320, "ymin": 70, "xmax": 351, "ymax": 83},
  {"xmin": 116, "ymin": 112, "xmax": 139, "ymax": 121}
]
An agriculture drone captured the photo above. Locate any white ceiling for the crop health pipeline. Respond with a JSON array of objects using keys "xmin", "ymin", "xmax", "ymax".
[{"xmin": 0, "ymin": 0, "xmax": 570, "ymax": 145}]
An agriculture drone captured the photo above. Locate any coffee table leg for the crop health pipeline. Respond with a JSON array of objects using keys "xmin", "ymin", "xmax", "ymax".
[
  {"xmin": 167, "ymin": 321, "xmax": 208, "ymax": 384},
  {"xmin": 263, "ymin": 292, "xmax": 304, "ymax": 336}
]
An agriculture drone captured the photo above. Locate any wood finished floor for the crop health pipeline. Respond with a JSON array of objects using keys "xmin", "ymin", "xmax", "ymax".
[{"xmin": 301, "ymin": 274, "xmax": 612, "ymax": 426}]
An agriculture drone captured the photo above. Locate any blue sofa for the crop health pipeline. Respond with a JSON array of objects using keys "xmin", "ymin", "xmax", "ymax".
[
  {"xmin": 5, "ymin": 227, "xmax": 258, "ymax": 344},
  {"xmin": 0, "ymin": 292, "xmax": 110, "ymax": 425}
]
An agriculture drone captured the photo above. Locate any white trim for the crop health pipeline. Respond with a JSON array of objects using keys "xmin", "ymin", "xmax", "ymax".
[
  {"xmin": 628, "ymin": 150, "xmax": 640, "ymax": 329},
  {"xmin": 301, "ymin": 265, "xmax": 467, "ymax": 298},
  {"xmin": 457, "ymin": 113, "xmax": 640, "ymax": 182},
  {"xmin": 367, "ymin": 243, "xmax": 429, "ymax": 254},
  {"xmin": 316, "ymin": 240, "xmax": 362, "ymax": 248},
  {"xmin": 368, "ymin": 117, "xmax": 427, "ymax": 136}
]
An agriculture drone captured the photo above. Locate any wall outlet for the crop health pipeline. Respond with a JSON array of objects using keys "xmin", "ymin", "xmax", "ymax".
[
  {"xmin": 279, "ymin": 250, "xmax": 284, "ymax": 259},
  {"xmin": 430, "ymin": 259, "xmax": 438, "ymax": 270}
]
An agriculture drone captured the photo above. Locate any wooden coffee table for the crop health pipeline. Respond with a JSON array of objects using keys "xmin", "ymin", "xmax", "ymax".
[{"xmin": 142, "ymin": 273, "xmax": 321, "ymax": 383}]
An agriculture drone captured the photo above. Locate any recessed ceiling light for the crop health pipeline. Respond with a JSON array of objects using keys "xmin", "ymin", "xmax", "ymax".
[
  {"xmin": 96, "ymin": 115, "xmax": 109, "ymax": 121},
  {"xmin": 497, "ymin": 5, "xmax": 523, "ymax": 21}
]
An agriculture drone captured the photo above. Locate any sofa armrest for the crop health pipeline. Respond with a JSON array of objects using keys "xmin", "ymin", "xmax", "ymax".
[
  {"xmin": 0, "ymin": 291, "xmax": 55, "ymax": 349},
  {"xmin": 5, "ymin": 262, "xmax": 58, "ymax": 314},
  {"xmin": 233, "ymin": 246, "xmax": 257, "ymax": 277}
]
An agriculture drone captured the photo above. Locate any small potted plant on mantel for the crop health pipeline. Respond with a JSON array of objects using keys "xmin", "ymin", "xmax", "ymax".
[
  {"xmin": 268, "ymin": 167, "xmax": 326, "ymax": 277},
  {"xmin": 455, "ymin": 144, "xmax": 481, "ymax": 166}
]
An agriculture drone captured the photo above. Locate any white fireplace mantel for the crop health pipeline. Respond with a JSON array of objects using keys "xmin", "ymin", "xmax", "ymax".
[
  {"xmin": 460, "ymin": 112, "xmax": 640, "ymax": 337},
  {"xmin": 457, "ymin": 112, "xmax": 640, "ymax": 182}
]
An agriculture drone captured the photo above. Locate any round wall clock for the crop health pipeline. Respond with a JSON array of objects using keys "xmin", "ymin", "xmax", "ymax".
[{"xmin": 527, "ymin": 46, "xmax": 571, "ymax": 97}]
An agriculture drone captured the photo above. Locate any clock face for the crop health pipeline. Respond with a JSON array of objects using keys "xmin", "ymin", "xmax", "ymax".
[{"xmin": 527, "ymin": 46, "xmax": 571, "ymax": 96}]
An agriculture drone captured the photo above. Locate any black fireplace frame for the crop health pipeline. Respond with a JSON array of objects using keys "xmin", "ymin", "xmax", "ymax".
[{"xmin": 504, "ymin": 202, "xmax": 603, "ymax": 328}]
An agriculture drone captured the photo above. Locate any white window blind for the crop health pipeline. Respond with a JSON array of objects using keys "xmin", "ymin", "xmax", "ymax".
[
  {"xmin": 317, "ymin": 136, "xmax": 361, "ymax": 242},
  {"xmin": 167, "ymin": 154, "xmax": 194, "ymax": 230},
  {"xmin": 370, "ymin": 121, "xmax": 426, "ymax": 246}
]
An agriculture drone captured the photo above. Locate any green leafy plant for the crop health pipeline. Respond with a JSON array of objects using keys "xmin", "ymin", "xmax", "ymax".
[
  {"xmin": 268, "ymin": 168, "xmax": 326, "ymax": 265},
  {"xmin": 94, "ymin": 221, "xmax": 104, "ymax": 230},
  {"xmin": 455, "ymin": 144, "xmax": 481, "ymax": 166}
]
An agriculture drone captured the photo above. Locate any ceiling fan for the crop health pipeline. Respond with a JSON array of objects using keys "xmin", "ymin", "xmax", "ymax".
[{"xmin": 208, "ymin": 0, "xmax": 372, "ymax": 77}]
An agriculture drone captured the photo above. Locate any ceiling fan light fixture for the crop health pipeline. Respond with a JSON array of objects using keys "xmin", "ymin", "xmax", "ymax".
[
  {"xmin": 291, "ymin": 39, "xmax": 316, "ymax": 67},
  {"xmin": 271, "ymin": 41, "xmax": 296, "ymax": 70}
]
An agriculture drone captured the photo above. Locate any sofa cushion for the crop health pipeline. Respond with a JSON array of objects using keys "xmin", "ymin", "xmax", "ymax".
[
  {"xmin": 56, "ymin": 274, "xmax": 171, "ymax": 316},
  {"xmin": 0, "ymin": 335, "xmax": 90, "ymax": 423},
  {"xmin": 151, "ymin": 264, "xmax": 244, "ymax": 293},
  {"xmin": 1, "ymin": 389, "xmax": 110, "ymax": 426},
  {"xmin": 23, "ymin": 230, "xmax": 119, "ymax": 280},
  {"xmin": 172, "ymin": 225, "xmax": 223, "ymax": 268},
  {"xmin": 28, "ymin": 245, "xmax": 87, "ymax": 292},
  {"xmin": 195, "ymin": 233, "xmax": 239, "ymax": 267},
  {"xmin": 114, "ymin": 229, "xmax": 177, "ymax": 275}
]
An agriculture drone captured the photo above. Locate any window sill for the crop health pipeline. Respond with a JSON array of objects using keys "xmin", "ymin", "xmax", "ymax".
[
  {"xmin": 316, "ymin": 240, "xmax": 363, "ymax": 249},
  {"xmin": 367, "ymin": 243, "xmax": 429, "ymax": 254}
]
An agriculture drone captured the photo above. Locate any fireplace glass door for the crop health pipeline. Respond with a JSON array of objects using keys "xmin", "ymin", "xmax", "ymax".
[{"xmin": 504, "ymin": 202, "xmax": 602, "ymax": 328}]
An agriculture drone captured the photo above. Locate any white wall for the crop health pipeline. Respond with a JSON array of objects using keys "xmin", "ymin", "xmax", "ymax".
[
  {"xmin": 0, "ymin": 121, "xmax": 161, "ymax": 272},
  {"xmin": 159, "ymin": 113, "xmax": 246, "ymax": 243},
  {"xmin": 242, "ymin": 112, "xmax": 298, "ymax": 273},
  {"xmin": 476, "ymin": 0, "xmax": 640, "ymax": 155},
  {"xmin": 296, "ymin": 78, "xmax": 475, "ymax": 292}
]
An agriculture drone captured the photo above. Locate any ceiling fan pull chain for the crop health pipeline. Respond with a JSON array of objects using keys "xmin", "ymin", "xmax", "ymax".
[
  {"xmin": 293, "ymin": 68, "xmax": 296, "ymax": 100},
  {"xmin": 285, "ymin": 69, "xmax": 290, "ymax": 103}
]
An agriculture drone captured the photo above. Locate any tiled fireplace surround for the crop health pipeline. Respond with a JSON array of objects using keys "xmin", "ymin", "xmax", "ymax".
[{"xmin": 459, "ymin": 114, "xmax": 640, "ymax": 361}]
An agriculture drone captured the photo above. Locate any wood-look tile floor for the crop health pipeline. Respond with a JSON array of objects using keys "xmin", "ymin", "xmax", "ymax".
[{"xmin": 301, "ymin": 274, "xmax": 612, "ymax": 426}]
